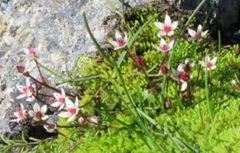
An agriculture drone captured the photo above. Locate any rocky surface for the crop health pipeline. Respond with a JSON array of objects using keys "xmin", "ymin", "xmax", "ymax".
[{"xmin": 0, "ymin": 0, "xmax": 149, "ymax": 135}]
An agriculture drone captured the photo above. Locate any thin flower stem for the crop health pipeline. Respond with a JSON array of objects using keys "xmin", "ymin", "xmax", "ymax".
[
  {"xmin": 57, "ymin": 131, "xmax": 75, "ymax": 141},
  {"xmin": 57, "ymin": 124, "xmax": 79, "ymax": 128},
  {"xmin": 37, "ymin": 93, "xmax": 53, "ymax": 98},
  {"xmin": 34, "ymin": 59, "xmax": 45, "ymax": 82},
  {"xmin": 161, "ymin": 51, "xmax": 173, "ymax": 104},
  {"xmin": 204, "ymin": 67, "xmax": 213, "ymax": 121},
  {"xmin": 26, "ymin": 74, "xmax": 77, "ymax": 98},
  {"xmin": 36, "ymin": 60, "xmax": 65, "ymax": 81}
]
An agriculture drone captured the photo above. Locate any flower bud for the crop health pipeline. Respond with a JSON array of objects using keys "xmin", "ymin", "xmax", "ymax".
[
  {"xmin": 165, "ymin": 99, "xmax": 172, "ymax": 109},
  {"xmin": 78, "ymin": 117, "xmax": 85, "ymax": 125},
  {"xmin": 16, "ymin": 64, "xmax": 25, "ymax": 73},
  {"xmin": 159, "ymin": 65, "xmax": 169, "ymax": 74},
  {"xmin": 134, "ymin": 56, "xmax": 145, "ymax": 67},
  {"xmin": 179, "ymin": 72, "xmax": 190, "ymax": 82}
]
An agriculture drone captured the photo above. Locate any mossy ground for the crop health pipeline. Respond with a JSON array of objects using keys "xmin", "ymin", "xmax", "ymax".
[{"xmin": 3, "ymin": 3, "xmax": 240, "ymax": 153}]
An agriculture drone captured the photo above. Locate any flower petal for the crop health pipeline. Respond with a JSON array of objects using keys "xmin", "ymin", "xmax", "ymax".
[
  {"xmin": 61, "ymin": 88, "xmax": 65, "ymax": 96},
  {"xmin": 160, "ymin": 39, "xmax": 166, "ymax": 46},
  {"xmin": 181, "ymin": 82, "xmax": 188, "ymax": 91},
  {"xmin": 169, "ymin": 40, "xmax": 175, "ymax": 48},
  {"xmin": 177, "ymin": 64, "xmax": 184, "ymax": 72},
  {"xmin": 41, "ymin": 115, "xmax": 49, "ymax": 121},
  {"xmin": 51, "ymin": 102, "xmax": 61, "ymax": 107},
  {"xmin": 115, "ymin": 31, "xmax": 122, "ymax": 40},
  {"xmin": 26, "ymin": 97, "xmax": 35, "ymax": 102},
  {"xmin": 65, "ymin": 98, "xmax": 74, "ymax": 108},
  {"xmin": 197, "ymin": 25, "xmax": 203, "ymax": 32},
  {"xmin": 205, "ymin": 55, "xmax": 210, "ymax": 62},
  {"xmin": 124, "ymin": 33, "xmax": 128, "ymax": 42},
  {"xmin": 41, "ymin": 105, "xmax": 48, "ymax": 114},
  {"xmin": 16, "ymin": 94, "xmax": 26, "ymax": 99},
  {"xmin": 171, "ymin": 21, "xmax": 178, "ymax": 30},
  {"xmin": 167, "ymin": 31, "xmax": 174, "ymax": 36},
  {"xmin": 109, "ymin": 39, "xmax": 118, "ymax": 47},
  {"xmin": 53, "ymin": 93, "xmax": 60, "ymax": 99},
  {"xmin": 25, "ymin": 78, "xmax": 31, "ymax": 86},
  {"xmin": 154, "ymin": 22, "xmax": 164, "ymax": 30},
  {"xmin": 211, "ymin": 57, "xmax": 217, "ymax": 64},
  {"xmin": 33, "ymin": 103, "xmax": 40, "ymax": 112},
  {"xmin": 188, "ymin": 29, "xmax": 196, "ymax": 38},
  {"xmin": 75, "ymin": 97, "xmax": 79, "ymax": 108},
  {"xmin": 152, "ymin": 44, "xmax": 160, "ymax": 51},
  {"xmin": 202, "ymin": 30, "xmax": 208, "ymax": 37},
  {"xmin": 58, "ymin": 111, "xmax": 70, "ymax": 118},
  {"xmin": 29, "ymin": 110, "xmax": 35, "ymax": 117},
  {"xmin": 164, "ymin": 14, "xmax": 172, "ymax": 25}
]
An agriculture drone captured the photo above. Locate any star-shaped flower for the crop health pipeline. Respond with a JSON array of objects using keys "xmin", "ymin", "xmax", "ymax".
[
  {"xmin": 29, "ymin": 103, "xmax": 49, "ymax": 122},
  {"xmin": 154, "ymin": 14, "xmax": 178, "ymax": 37},
  {"xmin": 10, "ymin": 104, "xmax": 27, "ymax": 123},
  {"xmin": 16, "ymin": 78, "xmax": 36, "ymax": 102},
  {"xmin": 153, "ymin": 39, "xmax": 175, "ymax": 53},
  {"xmin": 200, "ymin": 55, "xmax": 217, "ymax": 71},
  {"xmin": 58, "ymin": 97, "xmax": 79, "ymax": 122},
  {"xmin": 51, "ymin": 88, "xmax": 67, "ymax": 110},
  {"xmin": 188, "ymin": 25, "xmax": 208, "ymax": 41},
  {"xmin": 109, "ymin": 31, "xmax": 128, "ymax": 50}
]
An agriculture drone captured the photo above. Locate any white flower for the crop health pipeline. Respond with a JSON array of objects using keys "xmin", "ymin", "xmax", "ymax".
[
  {"xmin": 29, "ymin": 103, "xmax": 49, "ymax": 122},
  {"xmin": 154, "ymin": 14, "xmax": 178, "ymax": 37},
  {"xmin": 188, "ymin": 25, "xmax": 208, "ymax": 41},
  {"xmin": 172, "ymin": 60, "xmax": 192, "ymax": 91},
  {"xmin": 58, "ymin": 97, "xmax": 79, "ymax": 122},
  {"xmin": 153, "ymin": 39, "xmax": 174, "ymax": 53},
  {"xmin": 200, "ymin": 55, "xmax": 217, "ymax": 71},
  {"xmin": 51, "ymin": 88, "xmax": 66, "ymax": 110},
  {"xmin": 109, "ymin": 31, "xmax": 128, "ymax": 50},
  {"xmin": 16, "ymin": 78, "xmax": 36, "ymax": 102},
  {"xmin": 10, "ymin": 104, "xmax": 27, "ymax": 123}
]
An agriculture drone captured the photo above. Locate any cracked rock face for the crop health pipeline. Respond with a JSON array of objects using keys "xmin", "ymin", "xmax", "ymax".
[{"xmin": 0, "ymin": 0, "xmax": 149, "ymax": 135}]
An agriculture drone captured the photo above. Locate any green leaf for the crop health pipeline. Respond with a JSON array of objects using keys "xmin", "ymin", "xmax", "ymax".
[{"xmin": 117, "ymin": 51, "xmax": 127, "ymax": 66}]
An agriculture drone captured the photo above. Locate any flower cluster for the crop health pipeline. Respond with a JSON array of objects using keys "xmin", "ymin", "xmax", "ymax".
[
  {"xmin": 11, "ymin": 48, "xmax": 100, "ymax": 134},
  {"xmin": 153, "ymin": 14, "xmax": 177, "ymax": 53},
  {"xmin": 152, "ymin": 15, "xmax": 217, "ymax": 92}
]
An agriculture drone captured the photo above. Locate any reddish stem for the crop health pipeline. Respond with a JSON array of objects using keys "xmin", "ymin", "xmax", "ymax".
[
  {"xmin": 34, "ymin": 59, "xmax": 46, "ymax": 83},
  {"xmin": 25, "ymin": 73, "xmax": 77, "ymax": 98}
]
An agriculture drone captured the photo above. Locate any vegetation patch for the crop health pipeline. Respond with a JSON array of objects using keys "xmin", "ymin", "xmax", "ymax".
[{"xmin": 1, "ymin": 2, "xmax": 240, "ymax": 153}]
